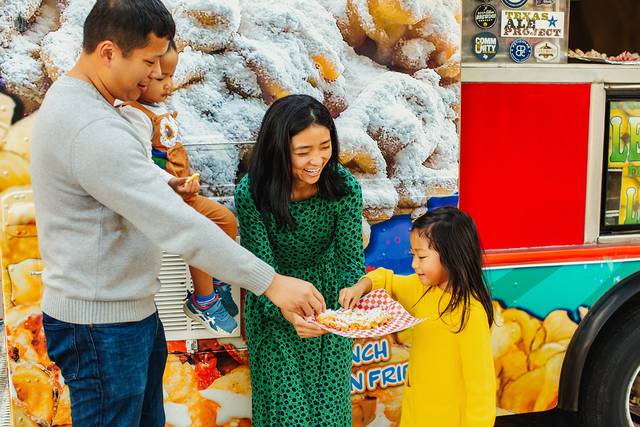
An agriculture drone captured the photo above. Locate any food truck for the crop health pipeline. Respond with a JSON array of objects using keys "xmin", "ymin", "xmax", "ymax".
[
  {"xmin": 460, "ymin": 1, "xmax": 640, "ymax": 422},
  {"xmin": 1, "ymin": 0, "xmax": 640, "ymax": 426},
  {"xmin": 461, "ymin": 64, "xmax": 640, "ymax": 426}
]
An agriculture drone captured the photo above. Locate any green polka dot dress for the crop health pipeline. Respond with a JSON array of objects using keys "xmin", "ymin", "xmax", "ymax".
[{"xmin": 234, "ymin": 165, "xmax": 365, "ymax": 427}]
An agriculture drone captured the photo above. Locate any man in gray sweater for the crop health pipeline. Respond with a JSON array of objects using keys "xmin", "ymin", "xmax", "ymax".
[{"xmin": 30, "ymin": 1, "xmax": 326, "ymax": 425}]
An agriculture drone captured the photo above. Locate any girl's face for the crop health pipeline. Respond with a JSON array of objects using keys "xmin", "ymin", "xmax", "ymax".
[
  {"xmin": 409, "ymin": 230, "xmax": 449, "ymax": 288},
  {"xmin": 289, "ymin": 124, "xmax": 332, "ymax": 188},
  {"xmin": 140, "ymin": 48, "xmax": 178, "ymax": 104}
]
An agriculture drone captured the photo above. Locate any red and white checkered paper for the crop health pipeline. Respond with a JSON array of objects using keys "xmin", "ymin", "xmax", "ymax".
[{"xmin": 308, "ymin": 289, "xmax": 425, "ymax": 338}]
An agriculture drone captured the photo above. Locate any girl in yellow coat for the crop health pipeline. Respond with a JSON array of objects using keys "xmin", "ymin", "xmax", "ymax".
[{"xmin": 340, "ymin": 207, "xmax": 496, "ymax": 427}]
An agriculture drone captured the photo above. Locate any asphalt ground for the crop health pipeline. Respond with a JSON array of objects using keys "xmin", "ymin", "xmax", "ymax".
[{"xmin": 496, "ymin": 409, "xmax": 579, "ymax": 427}]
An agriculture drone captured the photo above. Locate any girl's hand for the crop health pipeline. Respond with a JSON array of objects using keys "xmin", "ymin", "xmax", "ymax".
[
  {"xmin": 338, "ymin": 286, "xmax": 363, "ymax": 309},
  {"xmin": 339, "ymin": 278, "xmax": 372, "ymax": 309},
  {"xmin": 280, "ymin": 309, "xmax": 327, "ymax": 339}
]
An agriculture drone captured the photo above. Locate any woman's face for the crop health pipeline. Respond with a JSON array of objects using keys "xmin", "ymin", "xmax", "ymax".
[
  {"xmin": 290, "ymin": 124, "xmax": 332, "ymax": 188},
  {"xmin": 409, "ymin": 231, "xmax": 448, "ymax": 287}
]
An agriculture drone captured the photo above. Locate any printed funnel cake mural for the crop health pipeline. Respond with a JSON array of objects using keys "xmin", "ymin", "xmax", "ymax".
[{"xmin": 2, "ymin": 1, "xmax": 634, "ymax": 424}]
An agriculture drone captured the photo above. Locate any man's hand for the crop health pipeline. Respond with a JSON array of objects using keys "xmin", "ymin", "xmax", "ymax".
[
  {"xmin": 281, "ymin": 309, "xmax": 327, "ymax": 338},
  {"xmin": 264, "ymin": 274, "xmax": 326, "ymax": 317},
  {"xmin": 168, "ymin": 175, "xmax": 200, "ymax": 197}
]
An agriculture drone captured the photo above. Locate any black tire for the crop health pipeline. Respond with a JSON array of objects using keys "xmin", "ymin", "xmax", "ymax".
[{"xmin": 579, "ymin": 306, "xmax": 640, "ymax": 427}]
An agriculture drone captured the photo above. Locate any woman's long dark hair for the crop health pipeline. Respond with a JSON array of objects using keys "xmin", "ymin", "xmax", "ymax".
[
  {"xmin": 411, "ymin": 206, "xmax": 494, "ymax": 332},
  {"xmin": 249, "ymin": 94, "xmax": 347, "ymax": 229}
]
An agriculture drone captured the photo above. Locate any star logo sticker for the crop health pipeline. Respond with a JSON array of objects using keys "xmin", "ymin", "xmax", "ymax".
[{"xmin": 548, "ymin": 16, "xmax": 558, "ymax": 27}]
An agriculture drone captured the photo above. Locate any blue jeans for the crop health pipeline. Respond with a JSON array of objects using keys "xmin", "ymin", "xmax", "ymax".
[{"xmin": 43, "ymin": 311, "xmax": 167, "ymax": 426}]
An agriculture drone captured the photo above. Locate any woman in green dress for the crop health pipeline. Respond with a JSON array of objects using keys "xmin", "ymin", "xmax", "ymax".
[{"xmin": 234, "ymin": 94, "xmax": 365, "ymax": 426}]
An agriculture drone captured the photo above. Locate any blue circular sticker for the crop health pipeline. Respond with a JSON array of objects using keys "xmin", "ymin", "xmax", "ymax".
[
  {"xmin": 502, "ymin": 0, "xmax": 528, "ymax": 7},
  {"xmin": 509, "ymin": 39, "xmax": 532, "ymax": 63},
  {"xmin": 472, "ymin": 32, "xmax": 499, "ymax": 61}
]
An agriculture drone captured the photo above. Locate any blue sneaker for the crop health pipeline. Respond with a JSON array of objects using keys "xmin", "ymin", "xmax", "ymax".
[
  {"xmin": 213, "ymin": 281, "xmax": 239, "ymax": 317},
  {"xmin": 183, "ymin": 291, "xmax": 237, "ymax": 334}
]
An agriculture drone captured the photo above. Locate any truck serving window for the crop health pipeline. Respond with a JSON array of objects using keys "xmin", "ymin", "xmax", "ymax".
[{"xmin": 601, "ymin": 93, "xmax": 640, "ymax": 234}]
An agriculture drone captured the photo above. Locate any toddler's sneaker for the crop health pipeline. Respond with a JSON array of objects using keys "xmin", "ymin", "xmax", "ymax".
[
  {"xmin": 213, "ymin": 281, "xmax": 239, "ymax": 317},
  {"xmin": 183, "ymin": 291, "xmax": 237, "ymax": 334}
]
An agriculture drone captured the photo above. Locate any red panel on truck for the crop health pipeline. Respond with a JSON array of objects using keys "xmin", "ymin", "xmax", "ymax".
[{"xmin": 459, "ymin": 83, "xmax": 592, "ymax": 250}]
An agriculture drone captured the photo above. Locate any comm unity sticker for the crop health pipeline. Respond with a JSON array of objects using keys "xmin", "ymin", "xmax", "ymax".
[
  {"xmin": 474, "ymin": 4, "xmax": 497, "ymax": 29},
  {"xmin": 473, "ymin": 32, "xmax": 499, "ymax": 61},
  {"xmin": 509, "ymin": 38, "xmax": 532, "ymax": 63},
  {"xmin": 534, "ymin": 41, "xmax": 558, "ymax": 62},
  {"xmin": 502, "ymin": 0, "xmax": 528, "ymax": 8}
]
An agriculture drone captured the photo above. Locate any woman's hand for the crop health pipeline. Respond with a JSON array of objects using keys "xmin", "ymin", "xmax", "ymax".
[
  {"xmin": 338, "ymin": 278, "xmax": 372, "ymax": 309},
  {"xmin": 280, "ymin": 309, "xmax": 327, "ymax": 339}
]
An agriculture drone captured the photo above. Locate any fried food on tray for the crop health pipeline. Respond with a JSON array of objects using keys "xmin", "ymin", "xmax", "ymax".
[{"xmin": 317, "ymin": 307, "xmax": 391, "ymax": 331}]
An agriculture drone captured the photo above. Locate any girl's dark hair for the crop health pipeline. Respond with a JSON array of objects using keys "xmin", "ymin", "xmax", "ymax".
[
  {"xmin": 249, "ymin": 94, "xmax": 347, "ymax": 229},
  {"xmin": 411, "ymin": 206, "xmax": 494, "ymax": 332},
  {"xmin": 83, "ymin": 0, "xmax": 175, "ymax": 56}
]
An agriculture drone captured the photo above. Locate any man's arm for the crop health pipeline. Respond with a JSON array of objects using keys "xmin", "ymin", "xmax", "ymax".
[{"xmin": 70, "ymin": 117, "xmax": 324, "ymax": 315}]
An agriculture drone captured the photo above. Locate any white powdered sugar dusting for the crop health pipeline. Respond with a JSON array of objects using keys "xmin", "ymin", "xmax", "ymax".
[
  {"xmin": 348, "ymin": 0, "xmax": 376, "ymax": 33},
  {"xmin": 171, "ymin": 46, "xmax": 212, "ymax": 89},
  {"xmin": 0, "ymin": 0, "xmax": 43, "ymax": 47},
  {"xmin": 38, "ymin": 0, "xmax": 93, "ymax": 81},
  {"xmin": 173, "ymin": 0, "xmax": 241, "ymax": 53},
  {"xmin": 57, "ymin": 0, "xmax": 93, "ymax": 26},
  {"xmin": 0, "ymin": 0, "xmax": 460, "ymax": 219},
  {"xmin": 315, "ymin": 0, "xmax": 348, "ymax": 21},
  {"xmin": 337, "ymin": 69, "xmax": 457, "ymax": 215},
  {"xmin": 392, "ymin": 38, "xmax": 435, "ymax": 72},
  {"xmin": 233, "ymin": 0, "xmax": 348, "ymax": 111},
  {"xmin": 40, "ymin": 22, "xmax": 82, "ymax": 80},
  {"xmin": 317, "ymin": 307, "xmax": 391, "ymax": 331},
  {"xmin": 0, "ymin": 35, "xmax": 45, "ymax": 107}
]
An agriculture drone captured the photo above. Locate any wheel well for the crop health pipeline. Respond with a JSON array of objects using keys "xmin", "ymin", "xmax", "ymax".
[
  {"xmin": 558, "ymin": 271, "xmax": 640, "ymax": 411},
  {"xmin": 581, "ymin": 291, "xmax": 640, "ymax": 373}
]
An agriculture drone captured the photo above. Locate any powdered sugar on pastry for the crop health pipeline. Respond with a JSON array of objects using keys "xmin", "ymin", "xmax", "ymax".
[
  {"xmin": 173, "ymin": 0, "xmax": 241, "ymax": 53},
  {"xmin": 317, "ymin": 307, "xmax": 392, "ymax": 331},
  {"xmin": 2, "ymin": 0, "xmax": 460, "ymax": 219}
]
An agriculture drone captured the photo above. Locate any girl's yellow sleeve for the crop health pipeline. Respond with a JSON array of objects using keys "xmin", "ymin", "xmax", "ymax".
[
  {"xmin": 459, "ymin": 303, "xmax": 497, "ymax": 427},
  {"xmin": 365, "ymin": 267, "xmax": 422, "ymax": 311}
]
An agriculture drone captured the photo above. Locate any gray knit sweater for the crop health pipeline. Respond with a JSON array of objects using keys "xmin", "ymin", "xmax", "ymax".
[{"xmin": 31, "ymin": 76, "xmax": 274, "ymax": 324}]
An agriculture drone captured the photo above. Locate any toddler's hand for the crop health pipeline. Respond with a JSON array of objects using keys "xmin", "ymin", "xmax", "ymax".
[
  {"xmin": 280, "ymin": 309, "xmax": 327, "ymax": 339},
  {"xmin": 169, "ymin": 175, "xmax": 200, "ymax": 196},
  {"xmin": 339, "ymin": 285, "xmax": 364, "ymax": 309}
]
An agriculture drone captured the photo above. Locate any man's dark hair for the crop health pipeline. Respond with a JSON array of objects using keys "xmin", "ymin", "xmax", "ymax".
[{"xmin": 83, "ymin": 0, "xmax": 175, "ymax": 56}]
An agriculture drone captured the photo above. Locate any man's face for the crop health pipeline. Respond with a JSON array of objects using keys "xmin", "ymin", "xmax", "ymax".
[{"xmin": 103, "ymin": 33, "xmax": 169, "ymax": 102}]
